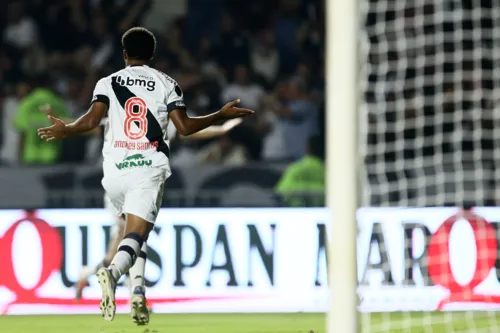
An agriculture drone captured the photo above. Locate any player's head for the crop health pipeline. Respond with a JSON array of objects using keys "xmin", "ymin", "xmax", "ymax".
[{"xmin": 121, "ymin": 27, "xmax": 156, "ymax": 63}]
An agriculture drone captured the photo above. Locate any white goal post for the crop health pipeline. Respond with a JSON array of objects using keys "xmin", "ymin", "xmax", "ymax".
[{"xmin": 326, "ymin": 0, "xmax": 358, "ymax": 332}]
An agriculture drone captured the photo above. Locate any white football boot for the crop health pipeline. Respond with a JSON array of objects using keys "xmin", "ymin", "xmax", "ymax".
[
  {"xmin": 130, "ymin": 286, "xmax": 149, "ymax": 325},
  {"xmin": 96, "ymin": 267, "xmax": 117, "ymax": 321}
]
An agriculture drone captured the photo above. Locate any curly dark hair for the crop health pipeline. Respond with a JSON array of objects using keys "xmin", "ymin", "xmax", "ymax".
[{"xmin": 121, "ymin": 27, "xmax": 156, "ymax": 61}]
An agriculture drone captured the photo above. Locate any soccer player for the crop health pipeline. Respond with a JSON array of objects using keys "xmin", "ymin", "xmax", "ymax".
[
  {"xmin": 74, "ymin": 118, "xmax": 243, "ymax": 323},
  {"xmin": 38, "ymin": 27, "xmax": 254, "ymax": 322}
]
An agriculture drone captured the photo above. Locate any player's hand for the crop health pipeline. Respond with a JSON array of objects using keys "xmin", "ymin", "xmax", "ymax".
[
  {"xmin": 37, "ymin": 115, "xmax": 68, "ymax": 142},
  {"xmin": 219, "ymin": 99, "xmax": 255, "ymax": 120}
]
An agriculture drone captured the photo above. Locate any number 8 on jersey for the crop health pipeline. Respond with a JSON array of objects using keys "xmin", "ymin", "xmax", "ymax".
[{"xmin": 124, "ymin": 97, "xmax": 148, "ymax": 140}]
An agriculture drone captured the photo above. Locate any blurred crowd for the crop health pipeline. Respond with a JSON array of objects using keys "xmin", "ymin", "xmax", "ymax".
[{"xmin": 0, "ymin": 0, "xmax": 325, "ymax": 167}]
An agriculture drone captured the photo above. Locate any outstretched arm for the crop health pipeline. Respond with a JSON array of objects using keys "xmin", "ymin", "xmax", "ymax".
[
  {"xmin": 39, "ymin": 104, "xmax": 101, "ymax": 136},
  {"xmin": 169, "ymin": 109, "xmax": 222, "ymax": 137},
  {"xmin": 64, "ymin": 101, "xmax": 107, "ymax": 136},
  {"xmin": 169, "ymin": 100, "xmax": 253, "ymax": 137},
  {"xmin": 38, "ymin": 102, "xmax": 107, "ymax": 141}
]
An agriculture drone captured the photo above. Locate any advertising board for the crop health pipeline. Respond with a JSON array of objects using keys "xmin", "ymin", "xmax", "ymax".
[
  {"xmin": 0, "ymin": 209, "xmax": 327, "ymax": 314},
  {"xmin": 0, "ymin": 207, "xmax": 499, "ymax": 314}
]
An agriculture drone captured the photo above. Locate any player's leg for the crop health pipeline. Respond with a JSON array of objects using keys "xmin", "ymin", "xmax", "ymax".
[
  {"xmin": 97, "ymin": 213, "xmax": 153, "ymax": 321},
  {"xmin": 97, "ymin": 168, "xmax": 166, "ymax": 322},
  {"xmin": 128, "ymin": 242, "xmax": 147, "ymax": 293},
  {"xmin": 128, "ymin": 180, "xmax": 165, "ymax": 325},
  {"xmin": 128, "ymin": 242, "xmax": 149, "ymax": 325}
]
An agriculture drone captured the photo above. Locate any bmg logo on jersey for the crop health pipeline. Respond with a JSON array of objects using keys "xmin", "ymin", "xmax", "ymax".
[{"xmin": 116, "ymin": 75, "xmax": 155, "ymax": 91}]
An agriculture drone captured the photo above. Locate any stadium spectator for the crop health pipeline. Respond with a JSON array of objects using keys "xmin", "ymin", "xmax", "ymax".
[
  {"xmin": 0, "ymin": 81, "xmax": 30, "ymax": 165},
  {"xmin": 259, "ymin": 80, "xmax": 288, "ymax": 161},
  {"xmin": 275, "ymin": 135, "xmax": 325, "ymax": 207},
  {"xmin": 13, "ymin": 76, "xmax": 70, "ymax": 165},
  {"xmin": 250, "ymin": 28, "xmax": 280, "ymax": 88},
  {"xmin": 265, "ymin": 76, "xmax": 319, "ymax": 161},
  {"xmin": 221, "ymin": 65, "xmax": 265, "ymax": 112},
  {"xmin": 3, "ymin": 1, "xmax": 38, "ymax": 50}
]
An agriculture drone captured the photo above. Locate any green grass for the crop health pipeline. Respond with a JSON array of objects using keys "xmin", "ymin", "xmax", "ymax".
[
  {"xmin": 0, "ymin": 312, "xmax": 498, "ymax": 333},
  {"xmin": 0, "ymin": 313, "xmax": 323, "ymax": 333}
]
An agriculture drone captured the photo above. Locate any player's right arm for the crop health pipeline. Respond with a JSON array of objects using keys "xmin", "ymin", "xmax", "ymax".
[
  {"xmin": 170, "ymin": 99, "xmax": 254, "ymax": 136},
  {"xmin": 39, "ymin": 104, "xmax": 101, "ymax": 136},
  {"xmin": 38, "ymin": 79, "xmax": 109, "ymax": 141},
  {"xmin": 38, "ymin": 102, "xmax": 108, "ymax": 141}
]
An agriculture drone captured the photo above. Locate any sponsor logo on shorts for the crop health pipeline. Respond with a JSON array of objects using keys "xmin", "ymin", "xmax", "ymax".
[{"xmin": 115, "ymin": 154, "xmax": 153, "ymax": 170}]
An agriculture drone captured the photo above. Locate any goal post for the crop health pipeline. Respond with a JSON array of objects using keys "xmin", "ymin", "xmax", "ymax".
[{"xmin": 326, "ymin": 0, "xmax": 359, "ymax": 332}]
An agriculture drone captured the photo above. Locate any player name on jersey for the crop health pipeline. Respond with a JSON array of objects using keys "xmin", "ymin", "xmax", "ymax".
[{"xmin": 113, "ymin": 140, "xmax": 159, "ymax": 150}]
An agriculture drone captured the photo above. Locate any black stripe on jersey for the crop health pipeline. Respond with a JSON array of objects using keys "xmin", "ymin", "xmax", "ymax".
[
  {"xmin": 90, "ymin": 94, "xmax": 110, "ymax": 108},
  {"xmin": 111, "ymin": 76, "xmax": 170, "ymax": 158}
]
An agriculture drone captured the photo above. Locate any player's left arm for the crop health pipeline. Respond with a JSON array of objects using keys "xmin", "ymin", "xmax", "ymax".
[{"xmin": 38, "ymin": 102, "xmax": 107, "ymax": 141}]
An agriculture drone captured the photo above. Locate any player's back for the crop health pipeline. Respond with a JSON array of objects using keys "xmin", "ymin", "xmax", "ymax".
[{"xmin": 95, "ymin": 65, "xmax": 186, "ymax": 172}]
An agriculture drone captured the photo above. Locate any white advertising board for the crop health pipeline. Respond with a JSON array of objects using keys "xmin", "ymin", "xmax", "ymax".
[{"xmin": 0, "ymin": 207, "xmax": 499, "ymax": 314}]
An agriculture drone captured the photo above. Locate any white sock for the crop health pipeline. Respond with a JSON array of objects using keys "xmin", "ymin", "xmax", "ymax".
[
  {"xmin": 129, "ymin": 242, "xmax": 147, "ymax": 294},
  {"xmin": 108, "ymin": 233, "xmax": 143, "ymax": 282}
]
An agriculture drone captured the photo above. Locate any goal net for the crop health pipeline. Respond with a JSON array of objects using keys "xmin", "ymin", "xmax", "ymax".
[{"xmin": 358, "ymin": 0, "xmax": 500, "ymax": 332}]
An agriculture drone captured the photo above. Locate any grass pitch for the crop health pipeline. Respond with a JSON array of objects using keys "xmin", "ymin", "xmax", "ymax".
[{"xmin": 0, "ymin": 312, "xmax": 498, "ymax": 333}]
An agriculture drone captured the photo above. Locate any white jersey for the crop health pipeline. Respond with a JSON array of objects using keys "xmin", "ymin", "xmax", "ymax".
[{"xmin": 90, "ymin": 64, "xmax": 186, "ymax": 171}]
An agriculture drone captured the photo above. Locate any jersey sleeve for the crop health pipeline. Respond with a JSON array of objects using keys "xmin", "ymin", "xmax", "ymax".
[
  {"xmin": 89, "ymin": 78, "xmax": 110, "ymax": 108},
  {"xmin": 166, "ymin": 82, "xmax": 187, "ymax": 113}
]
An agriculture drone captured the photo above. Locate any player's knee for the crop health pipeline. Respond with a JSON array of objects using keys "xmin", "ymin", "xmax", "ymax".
[{"xmin": 124, "ymin": 214, "xmax": 153, "ymax": 240}]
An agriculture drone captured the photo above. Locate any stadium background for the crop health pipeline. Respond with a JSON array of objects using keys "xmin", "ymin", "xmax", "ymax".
[
  {"xmin": 2, "ymin": 0, "xmax": 500, "ymax": 332},
  {"xmin": 0, "ymin": 0, "xmax": 325, "ymax": 210}
]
